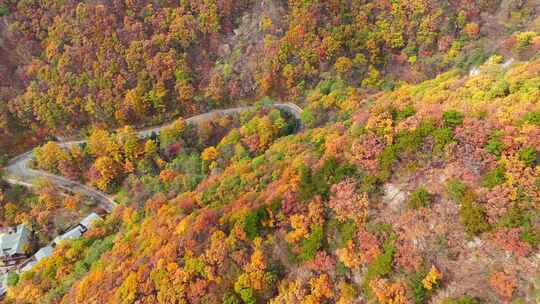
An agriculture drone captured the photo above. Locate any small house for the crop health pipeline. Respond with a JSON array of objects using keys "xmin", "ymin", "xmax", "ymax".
[
  {"xmin": 80, "ymin": 212, "xmax": 102, "ymax": 231},
  {"xmin": 20, "ymin": 245, "xmax": 54, "ymax": 273},
  {"xmin": 53, "ymin": 212, "xmax": 102, "ymax": 246},
  {"xmin": 52, "ymin": 226, "xmax": 84, "ymax": 246},
  {"xmin": 0, "ymin": 225, "xmax": 31, "ymax": 266}
]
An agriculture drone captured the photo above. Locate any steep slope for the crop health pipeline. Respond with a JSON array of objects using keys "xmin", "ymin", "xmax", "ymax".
[
  {"xmin": 2, "ymin": 1, "xmax": 540, "ymax": 304},
  {"xmin": 2, "ymin": 0, "xmax": 540, "ymax": 160},
  {"xmin": 6, "ymin": 55, "xmax": 540, "ymax": 303}
]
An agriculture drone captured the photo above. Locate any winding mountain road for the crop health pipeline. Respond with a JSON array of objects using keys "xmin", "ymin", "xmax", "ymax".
[{"xmin": 3, "ymin": 103, "xmax": 303, "ymax": 213}]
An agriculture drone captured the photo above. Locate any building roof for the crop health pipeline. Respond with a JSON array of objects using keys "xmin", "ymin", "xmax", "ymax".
[
  {"xmin": 53, "ymin": 226, "xmax": 83, "ymax": 245},
  {"xmin": 34, "ymin": 245, "xmax": 54, "ymax": 262},
  {"xmin": 51, "ymin": 212, "xmax": 102, "ymax": 246},
  {"xmin": 20, "ymin": 260, "xmax": 36, "ymax": 273},
  {"xmin": 80, "ymin": 212, "xmax": 102, "ymax": 229},
  {"xmin": 19, "ymin": 245, "xmax": 54, "ymax": 273},
  {"xmin": 0, "ymin": 225, "xmax": 31, "ymax": 257}
]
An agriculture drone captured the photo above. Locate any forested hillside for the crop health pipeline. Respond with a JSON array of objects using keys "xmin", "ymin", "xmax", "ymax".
[
  {"xmin": 1, "ymin": 1, "xmax": 540, "ymax": 303},
  {"xmin": 2, "ymin": 0, "xmax": 539, "ymax": 158}
]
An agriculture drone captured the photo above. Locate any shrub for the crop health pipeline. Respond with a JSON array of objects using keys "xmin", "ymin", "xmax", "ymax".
[
  {"xmin": 35, "ymin": 141, "xmax": 70, "ymax": 173},
  {"xmin": 358, "ymin": 174, "xmax": 379, "ymax": 194},
  {"xmin": 159, "ymin": 118, "xmax": 185, "ymax": 148},
  {"xmin": 409, "ymin": 271, "xmax": 428, "ymax": 304},
  {"xmin": 366, "ymin": 242, "xmax": 395, "ymax": 279},
  {"xmin": 136, "ymin": 158, "xmax": 158, "ymax": 176},
  {"xmin": 300, "ymin": 110, "xmax": 316, "ymax": 128},
  {"xmin": 377, "ymin": 145, "xmax": 398, "ymax": 181},
  {"xmin": 432, "ymin": 127, "xmax": 455, "ymax": 153},
  {"xmin": 7, "ymin": 272, "xmax": 19, "ymax": 287},
  {"xmin": 407, "ymin": 187, "xmax": 433, "ymax": 209},
  {"xmin": 201, "ymin": 146, "xmax": 219, "ymax": 162},
  {"xmin": 497, "ymin": 207, "xmax": 534, "ymax": 229},
  {"xmin": 0, "ymin": 4, "xmax": 8, "ymax": 16},
  {"xmin": 487, "ymin": 80, "xmax": 510, "ymax": 99},
  {"xmin": 464, "ymin": 22, "xmax": 480, "ymax": 39},
  {"xmin": 321, "ymin": 158, "xmax": 357, "ymax": 185},
  {"xmin": 485, "ymin": 131, "xmax": 504, "ymax": 157},
  {"xmin": 408, "ymin": 268, "xmax": 442, "ymax": 304},
  {"xmin": 518, "ymin": 147, "xmax": 537, "ymax": 166},
  {"xmin": 523, "ymin": 110, "xmax": 540, "ymax": 125},
  {"xmin": 298, "ymin": 158, "xmax": 356, "ymax": 201},
  {"xmin": 442, "ymin": 110, "xmax": 464, "ymax": 128},
  {"xmin": 298, "ymin": 165, "xmax": 325, "ymax": 201},
  {"xmin": 317, "ymin": 79, "xmax": 334, "ymax": 95},
  {"xmin": 498, "ymin": 207, "xmax": 540, "ymax": 247},
  {"xmin": 235, "ymin": 285, "xmax": 255, "ymax": 304},
  {"xmin": 396, "ymin": 121, "xmax": 435, "ymax": 153},
  {"xmin": 392, "ymin": 105, "xmax": 416, "ymax": 121},
  {"xmin": 335, "ymin": 56, "xmax": 353, "ymax": 75},
  {"xmin": 455, "ymin": 46, "xmax": 492, "ymax": 70},
  {"xmin": 349, "ymin": 122, "xmax": 366, "ymax": 137},
  {"xmin": 459, "ymin": 193, "xmax": 490, "ymax": 236},
  {"xmin": 362, "ymin": 240, "xmax": 396, "ymax": 297},
  {"xmin": 483, "ymin": 166, "xmax": 506, "ymax": 188},
  {"xmin": 298, "ymin": 225, "xmax": 324, "ymax": 261},
  {"xmin": 337, "ymin": 220, "xmax": 357, "ymax": 248},
  {"xmin": 520, "ymin": 228, "xmax": 540, "ymax": 247},
  {"xmin": 169, "ymin": 153, "xmax": 203, "ymax": 175},
  {"xmin": 82, "ymin": 236, "xmax": 114, "ymax": 267},
  {"xmin": 378, "ymin": 121, "xmax": 434, "ymax": 181},
  {"xmin": 516, "ymin": 31, "xmax": 537, "ymax": 49},
  {"xmin": 222, "ymin": 291, "xmax": 241, "ymax": 304},
  {"xmin": 243, "ymin": 207, "xmax": 269, "ymax": 240},
  {"xmin": 446, "ymin": 179, "xmax": 468, "ymax": 202}
]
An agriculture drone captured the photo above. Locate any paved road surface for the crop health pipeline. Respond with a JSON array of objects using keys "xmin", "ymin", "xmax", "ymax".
[{"xmin": 3, "ymin": 103, "xmax": 303, "ymax": 213}]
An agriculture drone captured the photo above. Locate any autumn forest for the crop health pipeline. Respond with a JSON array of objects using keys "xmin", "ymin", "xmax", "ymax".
[{"xmin": 0, "ymin": 0, "xmax": 539, "ymax": 303}]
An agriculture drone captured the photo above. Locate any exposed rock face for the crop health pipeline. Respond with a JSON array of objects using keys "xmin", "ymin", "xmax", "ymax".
[
  {"xmin": 209, "ymin": 0, "xmax": 286, "ymax": 99},
  {"xmin": 383, "ymin": 183, "xmax": 407, "ymax": 211}
]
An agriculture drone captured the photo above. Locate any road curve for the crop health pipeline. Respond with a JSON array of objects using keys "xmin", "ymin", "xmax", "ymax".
[{"xmin": 3, "ymin": 103, "xmax": 303, "ymax": 213}]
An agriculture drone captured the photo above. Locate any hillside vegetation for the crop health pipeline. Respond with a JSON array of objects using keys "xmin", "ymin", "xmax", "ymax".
[
  {"xmin": 1, "ymin": 1, "xmax": 540, "ymax": 304},
  {"xmin": 6, "ymin": 52, "xmax": 540, "ymax": 304},
  {"xmin": 2, "ymin": 0, "xmax": 539, "ymax": 158}
]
